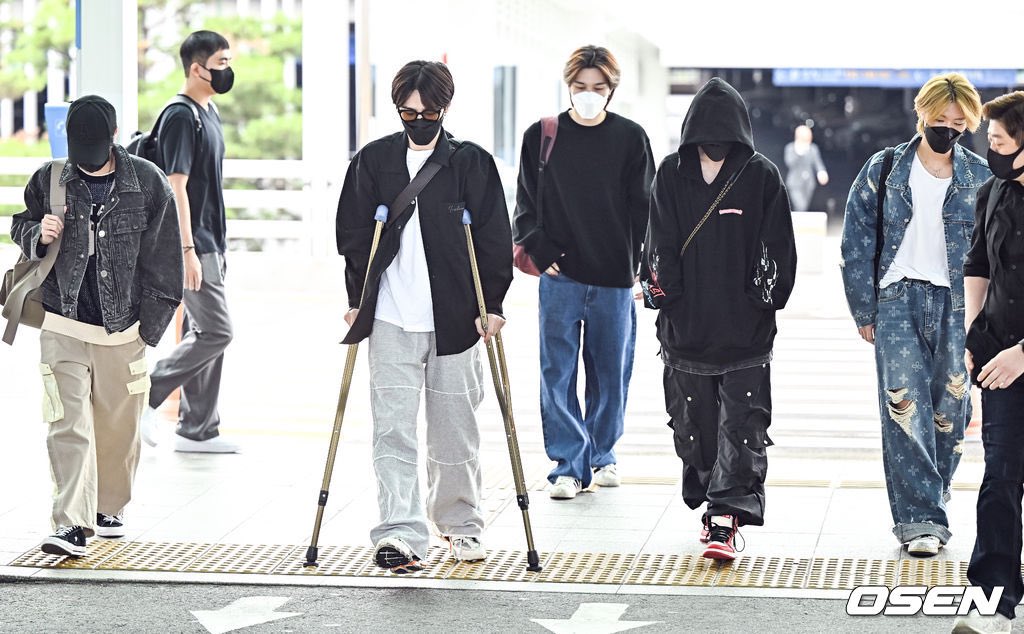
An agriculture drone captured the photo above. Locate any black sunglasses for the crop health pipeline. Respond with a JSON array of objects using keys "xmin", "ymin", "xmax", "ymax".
[{"xmin": 398, "ymin": 107, "xmax": 443, "ymax": 122}]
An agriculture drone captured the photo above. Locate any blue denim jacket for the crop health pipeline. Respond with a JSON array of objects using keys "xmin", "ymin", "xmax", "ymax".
[{"xmin": 840, "ymin": 136, "xmax": 990, "ymax": 327}]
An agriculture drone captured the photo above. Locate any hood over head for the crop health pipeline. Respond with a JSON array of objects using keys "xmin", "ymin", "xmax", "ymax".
[{"xmin": 679, "ymin": 77, "xmax": 754, "ymax": 154}]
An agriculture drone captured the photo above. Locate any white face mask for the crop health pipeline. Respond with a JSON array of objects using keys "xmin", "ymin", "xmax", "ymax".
[{"xmin": 571, "ymin": 90, "xmax": 607, "ymax": 120}]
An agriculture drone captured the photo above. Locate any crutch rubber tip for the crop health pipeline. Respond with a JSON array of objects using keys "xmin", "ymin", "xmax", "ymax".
[
  {"xmin": 303, "ymin": 546, "xmax": 319, "ymax": 567},
  {"xmin": 461, "ymin": 209, "xmax": 472, "ymax": 225},
  {"xmin": 526, "ymin": 550, "xmax": 542, "ymax": 572},
  {"xmin": 374, "ymin": 204, "xmax": 389, "ymax": 222}
]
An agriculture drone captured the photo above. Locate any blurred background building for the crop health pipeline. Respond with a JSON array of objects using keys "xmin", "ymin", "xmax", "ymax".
[{"xmin": 0, "ymin": 0, "xmax": 1022, "ymax": 250}]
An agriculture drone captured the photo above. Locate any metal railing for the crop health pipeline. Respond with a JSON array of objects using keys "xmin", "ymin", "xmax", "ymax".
[{"xmin": 0, "ymin": 157, "xmax": 320, "ymax": 252}]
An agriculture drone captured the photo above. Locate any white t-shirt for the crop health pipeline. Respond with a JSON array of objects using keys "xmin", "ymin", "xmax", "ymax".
[
  {"xmin": 879, "ymin": 154, "xmax": 952, "ymax": 289},
  {"xmin": 374, "ymin": 148, "xmax": 435, "ymax": 331}
]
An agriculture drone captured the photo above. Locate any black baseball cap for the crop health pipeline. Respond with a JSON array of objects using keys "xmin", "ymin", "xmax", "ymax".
[{"xmin": 66, "ymin": 95, "xmax": 116, "ymax": 166}]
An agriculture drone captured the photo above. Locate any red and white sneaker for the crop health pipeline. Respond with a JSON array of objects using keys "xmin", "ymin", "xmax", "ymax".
[
  {"xmin": 702, "ymin": 515, "xmax": 742, "ymax": 560},
  {"xmin": 699, "ymin": 516, "xmax": 710, "ymax": 544}
]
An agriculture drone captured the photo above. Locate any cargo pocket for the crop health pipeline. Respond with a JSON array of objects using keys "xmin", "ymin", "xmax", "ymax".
[
  {"xmin": 39, "ymin": 363, "xmax": 64, "ymax": 423},
  {"xmin": 667, "ymin": 418, "xmax": 707, "ymax": 471},
  {"xmin": 722, "ymin": 416, "xmax": 773, "ymax": 484},
  {"xmin": 126, "ymin": 354, "xmax": 150, "ymax": 395}
]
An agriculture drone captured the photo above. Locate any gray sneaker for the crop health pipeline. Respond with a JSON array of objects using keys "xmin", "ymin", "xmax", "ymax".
[
  {"xmin": 173, "ymin": 435, "xmax": 240, "ymax": 454},
  {"xmin": 906, "ymin": 535, "xmax": 941, "ymax": 557},
  {"xmin": 952, "ymin": 608, "xmax": 1011, "ymax": 633},
  {"xmin": 445, "ymin": 535, "xmax": 486, "ymax": 562}
]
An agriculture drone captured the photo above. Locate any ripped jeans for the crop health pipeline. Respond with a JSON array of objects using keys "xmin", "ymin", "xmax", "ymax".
[{"xmin": 874, "ymin": 279, "xmax": 969, "ymax": 544}]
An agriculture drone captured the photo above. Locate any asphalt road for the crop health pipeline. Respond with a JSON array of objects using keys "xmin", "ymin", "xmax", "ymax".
[{"xmin": 0, "ymin": 580, "xmax": 1005, "ymax": 633}]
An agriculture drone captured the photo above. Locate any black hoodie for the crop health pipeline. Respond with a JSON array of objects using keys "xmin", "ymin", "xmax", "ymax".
[{"xmin": 644, "ymin": 78, "xmax": 797, "ymax": 373}]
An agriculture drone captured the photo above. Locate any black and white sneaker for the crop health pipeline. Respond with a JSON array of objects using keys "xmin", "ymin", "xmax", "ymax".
[
  {"xmin": 96, "ymin": 513, "xmax": 125, "ymax": 538},
  {"xmin": 40, "ymin": 525, "xmax": 87, "ymax": 557}
]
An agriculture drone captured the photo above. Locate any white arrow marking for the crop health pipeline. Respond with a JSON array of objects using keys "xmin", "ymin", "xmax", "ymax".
[
  {"xmin": 191, "ymin": 596, "xmax": 302, "ymax": 634},
  {"xmin": 532, "ymin": 603, "xmax": 659, "ymax": 634}
]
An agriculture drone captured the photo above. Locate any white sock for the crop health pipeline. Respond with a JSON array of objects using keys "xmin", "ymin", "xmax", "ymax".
[{"xmin": 710, "ymin": 515, "xmax": 734, "ymax": 528}]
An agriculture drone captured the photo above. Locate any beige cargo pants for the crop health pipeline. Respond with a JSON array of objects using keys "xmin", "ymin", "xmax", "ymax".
[{"xmin": 39, "ymin": 316, "xmax": 149, "ymax": 536}]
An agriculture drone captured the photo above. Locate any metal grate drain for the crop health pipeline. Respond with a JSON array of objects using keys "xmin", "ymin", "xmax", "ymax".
[{"xmin": 5, "ymin": 542, "xmax": 985, "ymax": 590}]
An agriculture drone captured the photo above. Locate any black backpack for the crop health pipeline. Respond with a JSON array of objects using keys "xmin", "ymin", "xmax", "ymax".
[{"xmin": 126, "ymin": 95, "xmax": 204, "ymax": 169}]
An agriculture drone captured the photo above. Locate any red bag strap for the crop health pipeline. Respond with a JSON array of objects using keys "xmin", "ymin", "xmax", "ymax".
[{"xmin": 539, "ymin": 116, "xmax": 558, "ymax": 166}]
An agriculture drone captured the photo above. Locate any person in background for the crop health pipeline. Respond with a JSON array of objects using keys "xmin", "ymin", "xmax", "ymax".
[
  {"xmin": 783, "ymin": 124, "xmax": 828, "ymax": 211},
  {"xmin": 141, "ymin": 30, "xmax": 239, "ymax": 453}
]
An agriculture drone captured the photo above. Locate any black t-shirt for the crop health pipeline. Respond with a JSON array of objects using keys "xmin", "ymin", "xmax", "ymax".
[
  {"xmin": 159, "ymin": 95, "xmax": 226, "ymax": 254},
  {"xmin": 43, "ymin": 170, "xmax": 115, "ymax": 325},
  {"xmin": 965, "ymin": 178, "xmax": 1024, "ymax": 382}
]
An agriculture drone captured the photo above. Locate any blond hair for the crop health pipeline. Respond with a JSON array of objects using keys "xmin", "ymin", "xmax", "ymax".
[
  {"xmin": 914, "ymin": 72, "xmax": 983, "ymax": 134},
  {"xmin": 562, "ymin": 45, "xmax": 621, "ymax": 90}
]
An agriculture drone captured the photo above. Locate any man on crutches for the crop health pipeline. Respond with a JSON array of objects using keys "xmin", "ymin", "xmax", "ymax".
[{"xmin": 335, "ymin": 61, "xmax": 513, "ymax": 574}]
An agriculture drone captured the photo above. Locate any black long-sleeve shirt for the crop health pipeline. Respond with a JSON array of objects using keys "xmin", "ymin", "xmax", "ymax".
[
  {"xmin": 512, "ymin": 111, "xmax": 654, "ymax": 288},
  {"xmin": 965, "ymin": 177, "xmax": 1024, "ymax": 383}
]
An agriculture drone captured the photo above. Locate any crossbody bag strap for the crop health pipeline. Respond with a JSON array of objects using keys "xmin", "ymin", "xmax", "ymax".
[
  {"xmin": 384, "ymin": 161, "xmax": 443, "ymax": 230},
  {"xmin": 535, "ymin": 116, "xmax": 559, "ymax": 229},
  {"xmin": 679, "ymin": 154, "xmax": 754, "ymax": 256},
  {"xmin": 40, "ymin": 158, "xmax": 67, "ymax": 270},
  {"xmin": 1, "ymin": 159, "xmax": 66, "ymax": 344}
]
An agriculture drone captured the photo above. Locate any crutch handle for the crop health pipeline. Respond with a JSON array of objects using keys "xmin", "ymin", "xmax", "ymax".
[
  {"xmin": 461, "ymin": 209, "xmax": 472, "ymax": 225},
  {"xmin": 375, "ymin": 204, "xmax": 389, "ymax": 222}
]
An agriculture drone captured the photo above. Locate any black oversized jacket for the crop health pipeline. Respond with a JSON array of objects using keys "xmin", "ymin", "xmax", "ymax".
[
  {"xmin": 336, "ymin": 130, "xmax": 513, "ymax": 356},
  {"xmin": 645, "ymin": 78, "xmax": 797, "ymax": 373}
]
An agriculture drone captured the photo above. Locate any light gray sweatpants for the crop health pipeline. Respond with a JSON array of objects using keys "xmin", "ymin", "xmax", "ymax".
[{"xmin": 368, "ymin": 319, "xmax": 485, "ymax": 559}]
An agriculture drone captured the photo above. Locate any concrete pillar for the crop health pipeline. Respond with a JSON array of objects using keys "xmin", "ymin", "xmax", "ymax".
[
  {"xmin": 47, "ymin": 50, "xmax": 66, "ymax": 104},
  {"xmin": 302, "ymin": 0, "xmax": 350, "ymax": 256},
  {"xmin": 77, "ymin": 0, "xmax": 138, "ymax": 143}
]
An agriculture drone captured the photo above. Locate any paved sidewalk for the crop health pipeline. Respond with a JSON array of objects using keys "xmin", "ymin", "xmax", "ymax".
[{"xmin": 0, "ymin": 240, "xmax": 987, "ymax": 594}]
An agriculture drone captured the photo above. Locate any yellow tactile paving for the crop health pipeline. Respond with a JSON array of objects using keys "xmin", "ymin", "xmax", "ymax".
[{"xmin": 6, "ymin": 542, "xmax": 985, "ymax": 591}]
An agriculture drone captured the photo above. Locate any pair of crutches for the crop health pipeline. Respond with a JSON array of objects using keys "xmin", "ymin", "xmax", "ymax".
[{"xmin": 304, "ymin": 205, "xmax": 542, "ymax": 573}]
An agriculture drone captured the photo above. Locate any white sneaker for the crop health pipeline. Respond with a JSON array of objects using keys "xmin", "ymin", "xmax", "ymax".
[
  {"xmin": 549, "ymin": 476, "xmax": 582, "ymax": 500},
  {"xmin": 952, "ymin": 608, "xmax": 1012, "ymax": 633},
  {"xmin": 139, "ymin": 406, "xmax": 162, "ymax": 447},
  {"xmin": 592, "ymin": 464, "xmax": 621, "ymax": 487},
  {"xmin": 173, "ymin": 435, "xmax": 240, "ymax": 454},
  {"xmin": 907, "ymin": 535, "xmax": 942, "ymax": 557},
  {"xmin": 445, "ymin": 535, "xmax": 486, "ymax": 562}
]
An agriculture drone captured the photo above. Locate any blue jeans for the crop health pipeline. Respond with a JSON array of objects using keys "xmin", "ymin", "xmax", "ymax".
[
  {"xmin": 874, "ymin": 279, "xmax": 969, "ymax": 544},
  {"xmin": 539, "ymin": 273, "xmax": 636, "ymax": 487},
  {"xmin": 967, "ymin": 383, "xmax": 1024, "ymax": 620}
]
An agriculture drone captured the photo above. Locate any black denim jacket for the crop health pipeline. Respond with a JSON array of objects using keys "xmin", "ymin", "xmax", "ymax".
[{"xmin": 10, "ymin": 145, "xmax": 183, "ymax": 345}]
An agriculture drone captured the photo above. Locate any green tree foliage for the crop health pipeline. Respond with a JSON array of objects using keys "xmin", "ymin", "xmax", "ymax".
[{"xmin": 0, "ymin": 0, "xmax": 74, "ymax": 99}]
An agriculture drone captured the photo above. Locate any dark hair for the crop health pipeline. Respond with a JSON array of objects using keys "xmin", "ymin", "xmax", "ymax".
[
  {"xmin": 391, "ymin": 61, "xmax": 454, "ymax": 111},
  {"xmin": 180, "ymin": 30, "xmax": 230, "ymax": 77},
  {"xmin": 983, "ymin": 91, "xmax": 1024, "ymax": 145},
  {"xmin": 563, "ymin": 45, "xmax": 621, "ymax": 89}
]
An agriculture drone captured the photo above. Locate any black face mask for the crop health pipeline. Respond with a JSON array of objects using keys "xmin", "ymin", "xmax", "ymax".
[
  {"xmin": 924, "ymin": 126, "xmax": 963, "ymax": 154},
  {"xmin": 77, "ymin": 146, "xmax": 111, "ymax": 173},
  {"xmin": 403, "ymin": 117, "xmax": 443, "ymax": 147},
  {"xmin": 78, "ymin": 161, "xmax": 107, "ymax": 173},
  {"xmin": 701, "ymin": 143, "xmax": 731, "ymax": 162},
  {"xmin": 988, "ymin": 143, "xmax": 1024, "ymax": 181},
  {"xmin": 202, "ymin": 66, "xmax": 235, "ymax": 94}
]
